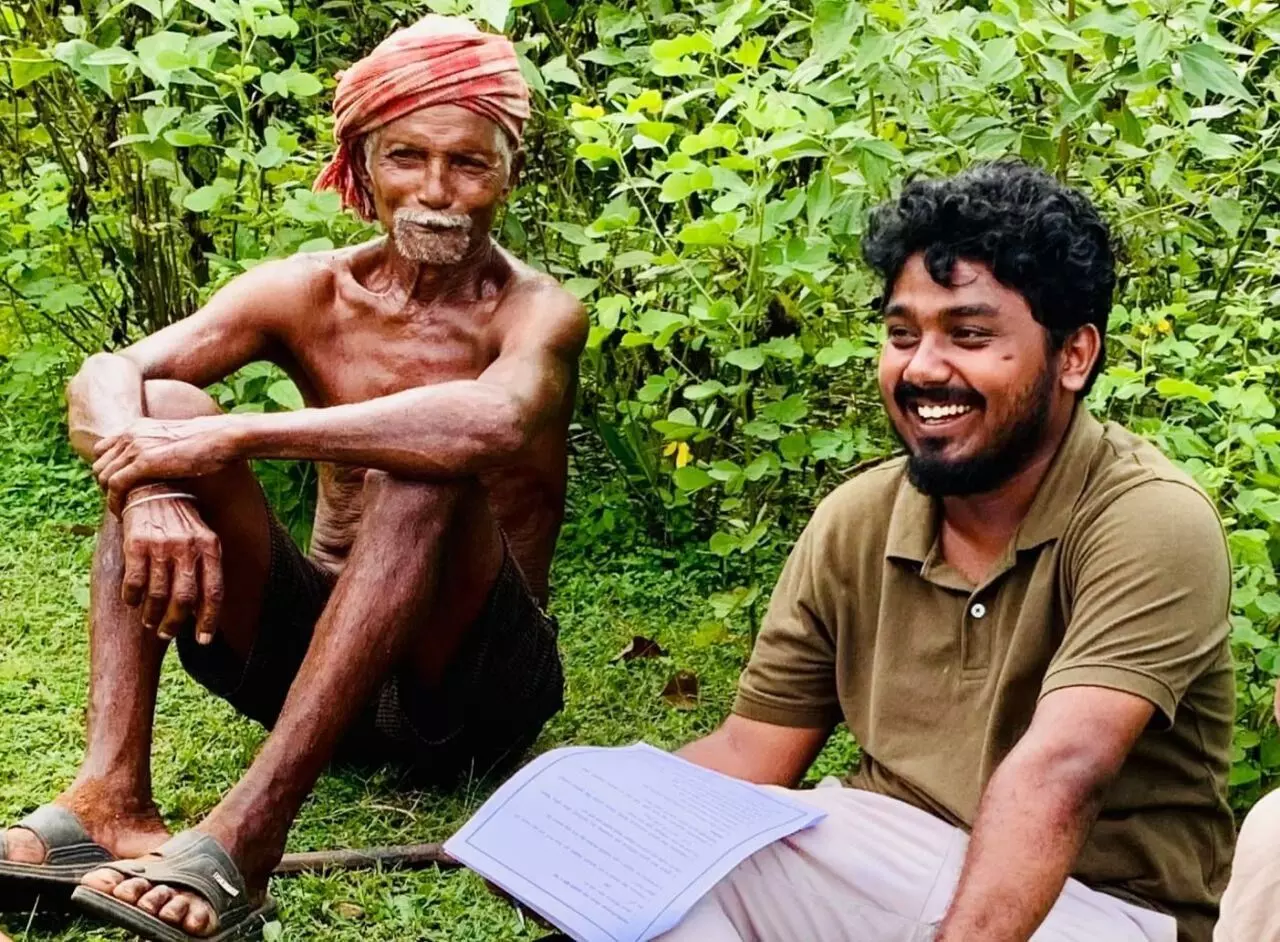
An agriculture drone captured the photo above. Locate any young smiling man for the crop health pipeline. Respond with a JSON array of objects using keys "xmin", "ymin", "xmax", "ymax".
[
  {"xmin": 661, "ymin": 162, "xmax": 1234, "ymax": 942},
  {"xmin": 0, "ymin": 16, "xmax": 586, "ymax": 941}
]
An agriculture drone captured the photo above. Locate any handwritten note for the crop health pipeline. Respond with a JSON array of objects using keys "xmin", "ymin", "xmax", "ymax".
[{"xmin": 445, "ymin": 743, "xmax": 825, "ymax": 942}]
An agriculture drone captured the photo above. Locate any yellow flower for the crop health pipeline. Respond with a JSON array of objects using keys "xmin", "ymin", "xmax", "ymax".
[
  {"xmin": 1157, "ymin": 319, "xmax": 1173, "ymax": 335},
  {"xmin": 663, "ymin": 441, "xmax": 693, "ymax": 468}
]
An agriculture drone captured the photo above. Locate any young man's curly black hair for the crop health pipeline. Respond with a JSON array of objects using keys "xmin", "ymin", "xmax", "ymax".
[{"xmin": 861, "ymin": 160, "xmax": 1116, "ymax": 393}]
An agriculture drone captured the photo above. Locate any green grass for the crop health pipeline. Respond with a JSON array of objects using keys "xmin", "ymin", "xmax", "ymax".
[{"xmin": 0, "ymin": 444, "xmax": 856, "ymax": 941}]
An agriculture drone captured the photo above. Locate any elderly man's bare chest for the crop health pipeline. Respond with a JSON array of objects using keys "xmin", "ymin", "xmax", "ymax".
[{"xmin": 291, "ymin": 305, "xmax": 498, "ymax": 405}]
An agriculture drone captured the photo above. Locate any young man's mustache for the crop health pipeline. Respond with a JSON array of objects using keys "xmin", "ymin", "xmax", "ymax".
[{"xmin": 894, "ymin": 382, "xmax": 985, "ymax": 410}]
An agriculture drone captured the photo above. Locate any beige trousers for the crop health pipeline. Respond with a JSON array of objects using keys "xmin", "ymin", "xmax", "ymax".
[
  {"xmin": 1215, "ymin": 787, "xmax": 1280, "ymax": 942},
  {"xmin": 657, "ymin": 784, "xmax": 1177, "ymax": 942}
]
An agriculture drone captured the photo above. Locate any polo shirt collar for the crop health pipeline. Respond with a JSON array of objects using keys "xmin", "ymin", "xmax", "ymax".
[
  {"xmin": 1013, "ymin": 405, "xmax": 1104, "ymax": 550},
  {"xmin": 884, "ymin": 405, "xmax": 1104, "ymax": 565}
]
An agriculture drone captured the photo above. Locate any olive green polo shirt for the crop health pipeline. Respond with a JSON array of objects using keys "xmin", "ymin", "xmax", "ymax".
[{"xmin": 733, "ymin": 408, "xmax": 1234, "ymax": 942}]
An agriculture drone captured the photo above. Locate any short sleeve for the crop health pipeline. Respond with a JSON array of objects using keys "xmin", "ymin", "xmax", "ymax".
[
  {"xmin": 1041, "ymin": 480, "xmax": 1231, "ymax": 726},
  {"xmin": 732, "ymin": 506, "xmax": 842, "ymax": 729}
]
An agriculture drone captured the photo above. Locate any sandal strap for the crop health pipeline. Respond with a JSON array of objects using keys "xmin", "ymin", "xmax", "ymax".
[
  {"xmin": 12, "ymin": 805, "xmax": 113, "ymax": 866},
  {"xmin": 108, "ymin": 831, "xmax": 252, "ymax": 919}
]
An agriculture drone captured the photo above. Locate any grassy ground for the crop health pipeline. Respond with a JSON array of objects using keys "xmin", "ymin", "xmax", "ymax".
[{"xmin": 0, "ymin": 430, "xmax": 855, "ymax": 940}]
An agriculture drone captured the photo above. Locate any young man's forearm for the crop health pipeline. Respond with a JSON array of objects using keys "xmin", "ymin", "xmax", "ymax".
[
  {"xmin": 226, "ymin": 380, "xmax": 531, "ymax": 477},
  {"xmin": 66, "ymin": 353, "xmax": 147, "ymax": 461},
  {"xmin": 936, "ymin": 751, "xmax": 1102, "ymax": 942}
]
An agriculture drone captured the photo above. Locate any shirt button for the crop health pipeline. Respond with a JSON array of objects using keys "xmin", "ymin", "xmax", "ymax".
[{"xmin": 970, "ymin": 602, "xmax": 987, "ymax": 619}]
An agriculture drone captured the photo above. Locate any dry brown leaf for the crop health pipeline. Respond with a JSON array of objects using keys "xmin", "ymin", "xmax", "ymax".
[
  {"xmin": 334, "ymin": 902, "xmax": 365, "ymax": 920},
  {"xmin": 661, "ymin": 670, "xmax": 700, "ymax": 710},
  {"xmin": 614, "ymin": 634, "xmax": 668, "ymax": 662}
]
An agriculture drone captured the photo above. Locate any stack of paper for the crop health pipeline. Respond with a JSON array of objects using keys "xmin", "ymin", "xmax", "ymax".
[{"xmin": 445, "ymin": 743, "xmax": 825, "ymax": 942}]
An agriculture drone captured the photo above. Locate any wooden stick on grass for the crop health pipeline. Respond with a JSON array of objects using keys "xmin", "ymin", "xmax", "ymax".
[{"xmin": 273, "ymin": 842, "xmax": 461, "ymax": 876}]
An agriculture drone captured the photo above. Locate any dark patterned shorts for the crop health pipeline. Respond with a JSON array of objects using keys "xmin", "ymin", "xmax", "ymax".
[{"xmin": 176, "ymin": 516, "xmax": 564, "ymax": 783}]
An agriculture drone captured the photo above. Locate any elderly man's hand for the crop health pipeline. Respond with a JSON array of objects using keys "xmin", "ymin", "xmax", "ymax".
[
  {"xmin": 119, "ymin": 488, "xmax": 223, "ymax": 643},
  {"xmin": 92, "ymin": 416, "xmax": 241, "ymax": 515}
]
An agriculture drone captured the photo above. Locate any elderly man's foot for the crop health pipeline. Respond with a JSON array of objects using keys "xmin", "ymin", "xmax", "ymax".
[
  {"xmin": 79, "ymin": 822, "xmax": 273, "ymax": 938},
  {"xmin": 1, "ymin": 782, "xmax": 169, "ymax": 865}
]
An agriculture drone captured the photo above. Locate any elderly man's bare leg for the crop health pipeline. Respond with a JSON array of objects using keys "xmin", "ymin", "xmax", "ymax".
[
  {"xmin": 79, "ymin": 468, "xmax": 502, "ymax": 936},
  {"xmin": 0, "ymin": 380, "xmax": 271, "ymax": 871}
]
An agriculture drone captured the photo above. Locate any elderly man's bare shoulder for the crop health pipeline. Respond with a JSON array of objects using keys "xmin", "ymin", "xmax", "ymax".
[
  {"xmin": 210, "ymin": 246, "xmax": 359, "ymax": 324},
  {"xmin": 493, "ymin": 248, "xmax": 588, "ymax": 354}
]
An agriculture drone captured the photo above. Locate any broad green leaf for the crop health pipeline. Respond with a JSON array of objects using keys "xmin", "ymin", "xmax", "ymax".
[
  {"xmin": 683, "ymin": 381, "xmax": 725, "ymax": 401},
  {"xmin": 53, "ymin": 39, "xmax": 113, "ymax": 93},
  {"xmin": 297, "ymin": 237, "xmax": 335, "ymax": 253},
  {"xmin": 810, "ymin": 0, "xmax": 857, "ymax": 61},
  {"xmin": 724, "ymin": 348, "xmax": 765, "ymax": 371},
  {"xmin": 1178, "ymin": 43, "xmax": 1253, "ymax": 103},
  {"xmin": 284, "ymin": 69, "xmax": 322, "ymax": 96},
  {"xmin": 677, "ymin": 220, "xmax": 728, "ymax": 245},
  {"xmin": 255, "ymin": 144, "xmax": 286, "ymax": 168},
  {"xmin": 256, "ymin": 14, "xmax": 298, "ymax": 37},
  {"xmin": 142, "ymin": 105, "xmax": 182, "ymax": 139},
  {"xmin": 977, "ymin": 38, "xmax": 1023, "ymax": 87},
  {"xmin": 672, "ymin": 466, "xmax": 714, "ymax": 492},
  {"xmin": 164, "ymin": 127, "xmax": 214, "ymax": 147},
  {"xmin": 744, "ymin": 452, "xmax": 780, "ymax": 481},
  {"xmin": 815, "ymin": 338, "xmax": 859, "ymax": 367},
  {"xmin": 85, "ymin": 46, "xmax": 139, "ymax": 67},
  {"xmin": 742, "ymin": 420, "xmax": 781, "ymax": 441},
  {"xmin": 1208, "ymin": 196, "xmax": 1243, "ymax": 237},
  {"xmin": 564, "ymin": 277, "xmax": 600, "ymax": 300},
  {"xmin": 1154, "ymin": 378, "xmax": 1213, "ymax": 403},
  {"xmin": 1133, "ymin": 20, "xmax": 1170, "ymax": 71},
  {"xmin": 7, "ymin": 48, "xmax": 58, "ymax": 89},
  {"xmin": 135, "ymin": 31, "xmax": 189, "ymax": 86},
  {"xmin": 182, "ymin": 185, "xmax": 225, "ymax": 213},
  {"xmin": 760, "ymin": 395, "xmax": 808, "ymax": 425},
  {"xmin": 128, "ymin": 0, "xmax": 165, "ymax": 19},
  {"xmin": 541, "ymin": 55, "xmax": 581, "ymax": 88},
  {"xmin": 470, "ymin": 0, "xmax": 511, "ymax": 29},
  {"xmin": 267, "ymin": 379, "xmax": 304, "ymax": 411}
]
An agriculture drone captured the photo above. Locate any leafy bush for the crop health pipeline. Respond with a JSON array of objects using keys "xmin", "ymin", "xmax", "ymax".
[{"xmin": 3, "ymin": 0, "xmax": 1279, "ymax": 800}]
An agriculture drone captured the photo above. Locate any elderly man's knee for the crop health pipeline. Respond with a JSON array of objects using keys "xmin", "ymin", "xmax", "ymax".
[
  {"xmin": 361, "ymin": 470, "xmax": 473, "ymax": 522},
  {"xmin": 142, "ymin": 380, "xmax": 220, "ymax": 420}
]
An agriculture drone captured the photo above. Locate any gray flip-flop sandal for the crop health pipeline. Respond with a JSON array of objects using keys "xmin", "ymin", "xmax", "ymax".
[
  {"xmin": 71, "ymin": 830, "xmax": 276, "ymax": 942},
  {"xmin": 0, "ymin": 804, "xmax": 114, "ymax": 908}
]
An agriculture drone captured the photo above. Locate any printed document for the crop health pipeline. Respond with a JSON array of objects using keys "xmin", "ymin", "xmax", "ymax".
[{"xmin": 445, "ymin": 742, "xmax": 826, "ymax": 942}]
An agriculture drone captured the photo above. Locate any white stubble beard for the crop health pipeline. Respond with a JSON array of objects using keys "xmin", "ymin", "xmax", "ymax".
[{"xmin": 392, "ymin": 208, "xmax": 474, "ymax": 265}]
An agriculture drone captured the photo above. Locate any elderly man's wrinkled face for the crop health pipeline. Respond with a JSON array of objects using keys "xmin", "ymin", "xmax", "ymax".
[{"xmin": 363, "ymin": 103, "xmax": 518, "ymax": 265}]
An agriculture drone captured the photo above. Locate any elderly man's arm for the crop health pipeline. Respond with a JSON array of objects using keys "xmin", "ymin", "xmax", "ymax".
[
  {"xmin": 66, "ymin": 257, "xmax": 293, "ymax": 461},
  {"xmin": 91, "ymin": 285, "xmax": 586, "ymax": 508},
  {"xmin": 935, "ymin": 686, "xmax": 1154, "ymax": 942}
]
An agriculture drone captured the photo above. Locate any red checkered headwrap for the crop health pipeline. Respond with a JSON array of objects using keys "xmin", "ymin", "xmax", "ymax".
[{"xmin": 314, "ymin": 15, "xmax": 530, "ymax": 222}]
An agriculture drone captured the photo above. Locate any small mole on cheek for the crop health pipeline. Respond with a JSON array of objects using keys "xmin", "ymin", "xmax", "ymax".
[{"xmin": 1001, "ymin": 353, "xmax": 1014, "ymax": 361}]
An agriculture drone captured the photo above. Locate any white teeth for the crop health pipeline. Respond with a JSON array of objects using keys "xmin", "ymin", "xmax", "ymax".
[{"xmin": 915, "ymin": 403, "xmax": 973, "ymax": 421}]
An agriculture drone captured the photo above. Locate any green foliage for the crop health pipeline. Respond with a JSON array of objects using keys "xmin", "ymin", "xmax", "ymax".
[
  {"xmin": 2, "ymin": 0, "xmax": 1279, "ymax": 802},
  {"xmin": 513, "ymin": 0, "xmax": 1280, "ymax": 803}
]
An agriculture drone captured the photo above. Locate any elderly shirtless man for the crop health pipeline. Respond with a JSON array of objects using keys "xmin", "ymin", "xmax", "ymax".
[{"xmin": 0, "ymin": 16, "xmax": 585, "ymax": 941}]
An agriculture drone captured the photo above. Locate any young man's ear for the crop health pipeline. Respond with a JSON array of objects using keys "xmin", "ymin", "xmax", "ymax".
[{"xmin": 1058, "ymin": 324, "xmax": 1102, "ymax": 394}]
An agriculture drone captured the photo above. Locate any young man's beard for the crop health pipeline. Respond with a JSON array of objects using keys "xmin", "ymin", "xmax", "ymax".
[
  {"xmin": 896, "ymin": 365, "xmax": 1056, "ymax": 498},
  {"xmin": 392, "ymin": 208, "xmax": 474, "ymax": 265}
]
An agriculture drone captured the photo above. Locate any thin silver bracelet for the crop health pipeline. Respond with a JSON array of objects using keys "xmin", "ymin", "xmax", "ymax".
[{"xmin": 122, "ymin": 492, "xmax": 197, "ymax": 513}]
